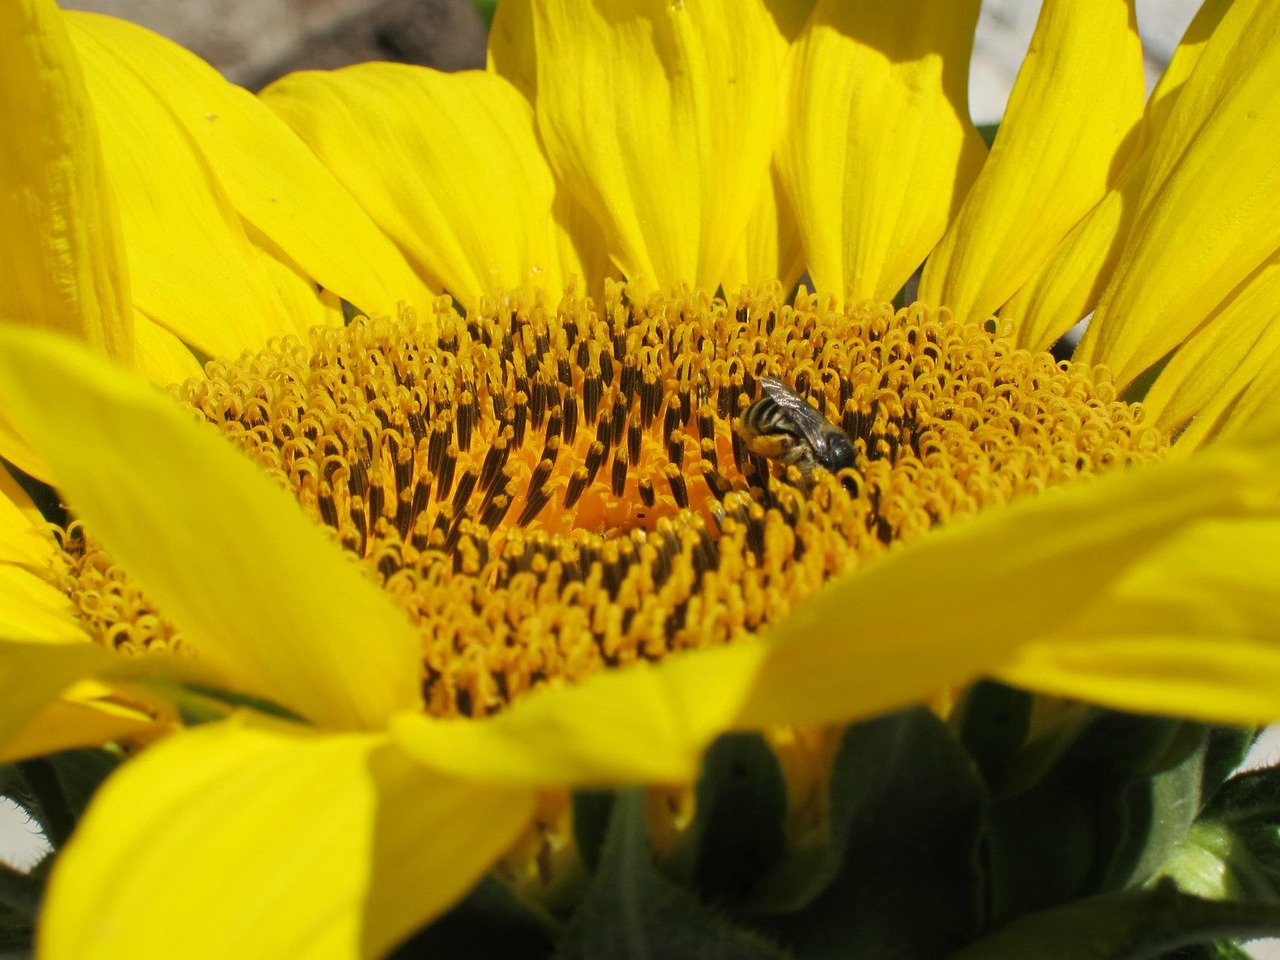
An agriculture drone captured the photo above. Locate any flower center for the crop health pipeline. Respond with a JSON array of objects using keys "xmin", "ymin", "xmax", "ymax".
[{"xmin": 52, "ymin": 284, "xmax": 1167, "ymax": 718}]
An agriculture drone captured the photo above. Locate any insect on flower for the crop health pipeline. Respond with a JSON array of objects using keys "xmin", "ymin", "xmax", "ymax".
[{"xmin": 735, "ymin": 376, "xmax": 858, "ymax": 488}]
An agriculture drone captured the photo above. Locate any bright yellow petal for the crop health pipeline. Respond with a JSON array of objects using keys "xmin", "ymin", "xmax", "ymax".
[
  {"xmin": 393, "ymin": 641, "xmax": 768, "ymax": 786},
  {"xmin": 262, "ymin": 66, "xmax": 564, "ymax": 309},
  {"xmin": 734, "ymin": 414, "xmax": 1280, "ymax": 729},
  {"xmin": 998, "ymin": 515, "xmax": 1280, "ymax": 725},
  {"xmin": 919, "ymin": 0, "xmax": 1145, "ymax": 327},
  {"xmin": 1142, "ymin": 253, "xmax": 1280, "ymax": 438},
  {"xmin": 1176, "ymin": 330, "xmax": 1280, "ymax": 453},
  {"xmin": 1144, "ymin": 0, "xmax": 1233, "ymax": 137},
  {"xmin": 721, "ymin": 167, "xmax": 805, "ymax": 295},
  {"xmin": 776, "ymin": 0, "xmax": 986, "ymax": 303},
  {"xmin": 0, "ymin": 469, "xmax": 55, "ymax": 570},
  {"xmin": 39, "ymin": 720, "xmax": 536, "ymax": 960},
  {"xmin": 66, "ymin": 17, "xmax": 316, "ymax": 361},
  {"xmin": 67, "ymin": 11, "xmax": 430, "ymax": 320},
  {"xmin": 0, "ymin": 0, "xmax": 133, "ymax": 477},
  {"xmin": 0, "ymin": 691, "xmax": 171, "ymax": 763},
  {"xmin": 532, "ymin": 0, "xmax": 780, "ymax": 292},
  {"xmin": 0, "ymin": 0, "xmax": 133, "ymax": 364},
  {"xmin": 0, "ymin": 642, "xmax": 115, "ymax": 758},
  {"xmin": 999, "ymin": 148, "xmax": 1149, "ymax": 351},
  {"xmin": 0, "ymin": 328, "xmax": 421, "ymax": 731},
  {"xmin": 0, "ymin": 567, "xmax": 85, "ymax": 645},
  {"xmin": 487, "ymin": 0, "xmax": 536, "ymax": 102},
  {"xmin": 1076, "ymin": 0, "xmax": 1280, "ymax": 386}
]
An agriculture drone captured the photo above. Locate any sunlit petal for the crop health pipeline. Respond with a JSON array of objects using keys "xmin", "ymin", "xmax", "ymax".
[
  {"xmin": 919, "ymin": 0, "xmax": 1144, "ymax": 328},
  {"xmin": 40, "ymin": 720, "xmax": 536, "ymax": 960},
  {"xmin": 263, "ymin": 66, "xmax": 567, "ymax": 308},
  {"xmin": 0, "ymin": 328, "xmax": 421, "ymax": 730},
  {"xmin": 532, "ymin": 0, "xmax": 779, "ymax": 292},
  {"xmin": 1077, "ymin": 0, "xmax": 1280, "ymax": 386},
  {"xmin": 66, "ymin": 12, "xmax": 430, "ymax": 321},
  {"xmin": 998, "ymin": 514, "xmax": 1280, "ymax": 725},
  {"xmin": 66, "ymin": 18, "xmax": 317, "ymax": 360},
  {"xmin": 776, "ymin": 0, "xmax": 986, "ymax": 303}
]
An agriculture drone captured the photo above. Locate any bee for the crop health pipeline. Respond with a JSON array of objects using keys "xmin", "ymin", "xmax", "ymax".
[{"xmin": 735, "ymin": 376, "xmax": 857, "ymax": 486}]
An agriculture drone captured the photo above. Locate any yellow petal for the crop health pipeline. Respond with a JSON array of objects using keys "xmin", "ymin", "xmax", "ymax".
[
  {"xmin": 262, "ymin": 66, "xmax": 565, "ymax": 308},
  {"xmin": 721, "ymin": 167, "xmax": 805, "ymax": 295},
  {"xmin": 487, "ymin": 0, "xmax": 536, "ymax": 102},
  {"xmin": 734, "ymin": 415, "xmax": 1280, "ymax": 729},
  {"xmin": 532, "ymin": 0, "xmax": 780, "ymax": 292},
  {"xmin": 0, "ymin": 328, "xmax": 421, "ymax": 731},
  {"xmin": 67, "ymin": 11, "xmax": 430, "ymax": 320},
  {"xmin": 998, "ymin": 515, "xmax": 1280, "ymax": 725},
  {"xmin": 0, "ymin": 567, "xmax": 85, "ymax": 644},
  {"xmin": 1, "ymin": 692, "xmax": 171, "ymax": 764},
  {"xmin": 0, "ymin": 469, "xmax": 55, "ymax": 570},
  {"xmin": 0, "ymin": 0, "xmax": 134, "ymax": 478},
  {"xmin": 1142, "ymin": 253, "xmax": 1280, "ymax": 438},
  {"xmin": 1076, "ymin": 0, "xmax": 1280, "ymax": 386},
  {"xmin": 39, "ymin": 720, "xmax": 536, "ymax": 960},
  {"xmin": 999, "ymin": 148, "xmax": 1149, "ymax": 351},
  {"xmin": 1144, "ymin": 0, "xmax": 1233, "ymax": 137},
  {"xmin": 393, "ymin": 641, "xmax": 768, "ymax": 786},
  {"xmin": 66, "ymin": 17, "xmax": 315, "ymax": 360},
  {"xmin": 0, "ymin": 642, "xmax": 116, "ymax": 759},
  {"xmin": 0, "ymin": 0, "xmax": 133, "ymax": 365},
  {"xmin": 776, "ymin": 0, "xmax": 987, "ymax": 303},
  {"xmin": 918, "ymin": 0, "xmax": 1145, "ymax": 327},
  {"xmin": 1175, "ymin": 329, "xmax": 1280, "ymax": 453},
  {"xmin": 1000, "ymin": 0, "xmax": 1234, "ymax": 352}
]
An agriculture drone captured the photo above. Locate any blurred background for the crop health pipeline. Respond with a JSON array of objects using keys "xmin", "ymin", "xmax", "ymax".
[{"xmin": 11, "ymin": 0, "xmax": 1279, "ymax": 954}]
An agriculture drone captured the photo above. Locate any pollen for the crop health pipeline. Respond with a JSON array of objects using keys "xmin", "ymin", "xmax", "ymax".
[{"xmin": 52, "ymin": 284, "xmax": 1167, "ymax": 717}]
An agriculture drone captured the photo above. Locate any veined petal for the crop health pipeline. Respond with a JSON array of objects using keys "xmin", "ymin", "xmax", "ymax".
[
  {"xmin": 0, "ymin": 0, "xmax": 132, "ymax": 477},
  {"xmin": 1143, "ymin": 253, "xmax": 1280, "ymax": 438},
  {"xmin": 919, "ymin": 0, "xmax": 1145, "ymax": 327},
  {"xmin": 1076, "ymin": 1, "xmax": 1280, "ymax": 386},
  {"xmin": 997, "ymin": 515, "xmax": 1280, "ymax": 725},
  {"xmin": 67, "ymin": 12, "xmax": 430, "ymax": 320},
  {"xmin": 532, "ymin": 0, "xmax": 780, "ymax": 292},
  {"xmin": 393, "ymin": 641, "xmax": 768, "ymax": 786},
  {"xmin": 487, "ymin": 0, "xmax": 536, "ymax": 102},
  {"xmin": 733, "ymin": 416, "xmax": 1280, "ymax": 729},
  {"xmin": 262, "ymin": 66, "xmax": 565, "ymax": 309},
  {"xmin": 0, "ymin": 469, "xmax": 55, "ymax": 570},
  {"xmin": 721, "ymin": 167, "xmax": 805, "ymax": 295},
  {"xmin": 1000, "ymin": 148, "xmax": 1149, "ymax": 351},
  {"xmin": 0, "ymin": 0, "xmax": 133, "ymax": 364},
  {"xmin": 39, "ymin": 720, "xmax": 536, "ymax": 960},
  {"xmin": 1177, "ymin": 330, "xmax": 1280, "ymax": 453},
  {"xmin": 776, "ymin": 0, "xmax": 986, "ymax": 303},
  {"xmin": 66, "ymin": 18, "xmax": 314, "ymax": 360},
  {"xmin": 0, "ymin": 328, "xmax": 422, "ymax": 731},
  {"xmin": 1144, "ymin": 0, "xmax": 1233, "ymax": 137}
]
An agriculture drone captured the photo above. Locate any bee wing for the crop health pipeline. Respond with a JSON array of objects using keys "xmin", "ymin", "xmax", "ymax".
[{"xmin": 757, "ymin": 377, "xmax": 839, "ymax": 457}]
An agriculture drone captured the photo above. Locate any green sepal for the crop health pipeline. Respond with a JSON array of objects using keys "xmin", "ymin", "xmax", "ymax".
[
  {"xmin": 1160, "ymin": 942, "xmax": 1255, "ymax": 960},
  {"xmin": 952, "ymin": 681, "xmax": 1034, "ymax": 786},
  {"xmin": 659, "ymin": 733, "xmax": 787, "ymax": 905},
  {"xmin": 1199, "ymin": 728, "xmax": 1257, "ymax": 808},
  {"xmin": 977, "ymin": 122, "xmax": 1001, "ymax": 148},
  {"xmin": 984, "ymin": 712, "xmax": 1209, "ymax": 924},
  {"xmin": 571, "ymin": 790, "xmax": 615, "ymax": 875},
  {"xmin": 1160, "ymin": 765, "xmax": 1280, "ymax": 903},
  {"xmin": 944, "ymin": 879, "xmax": 1280, "ymax": 960},
  {"xmin": 472, "ymin": 0, "xmax": 498, "ymax": 31},
  {"xmin": 558, "ymin": 791, "xmax": 792, "ymax": 960},
  {"xmin": 388, "ymin": 875, "xmax": 560, "ymax": 960},
  {"xmin": 755, "ymin": 709, "xmax": 986, "ymax": 960}
]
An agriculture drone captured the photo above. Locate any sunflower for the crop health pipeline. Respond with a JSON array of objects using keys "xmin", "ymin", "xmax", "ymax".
[{"xmin": 3, "ymin": 0, "xmax": 1280, "ymax": 957}]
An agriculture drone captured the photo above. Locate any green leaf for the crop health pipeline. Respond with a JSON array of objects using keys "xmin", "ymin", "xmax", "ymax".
[
  {"xmin": 984, "ymin": 712, "xmax": 1210, "ymax": 924},
  {"xmin": 559, "ymin": 791, "xmax": 792, "ymax": 960},
  {"xmin": 756, "ymin": 709, "xmax": 986, "ymax": 959},
  {"xmin": 944, "ymin": 880, "xmax": 1280, "ymax": 960}
]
